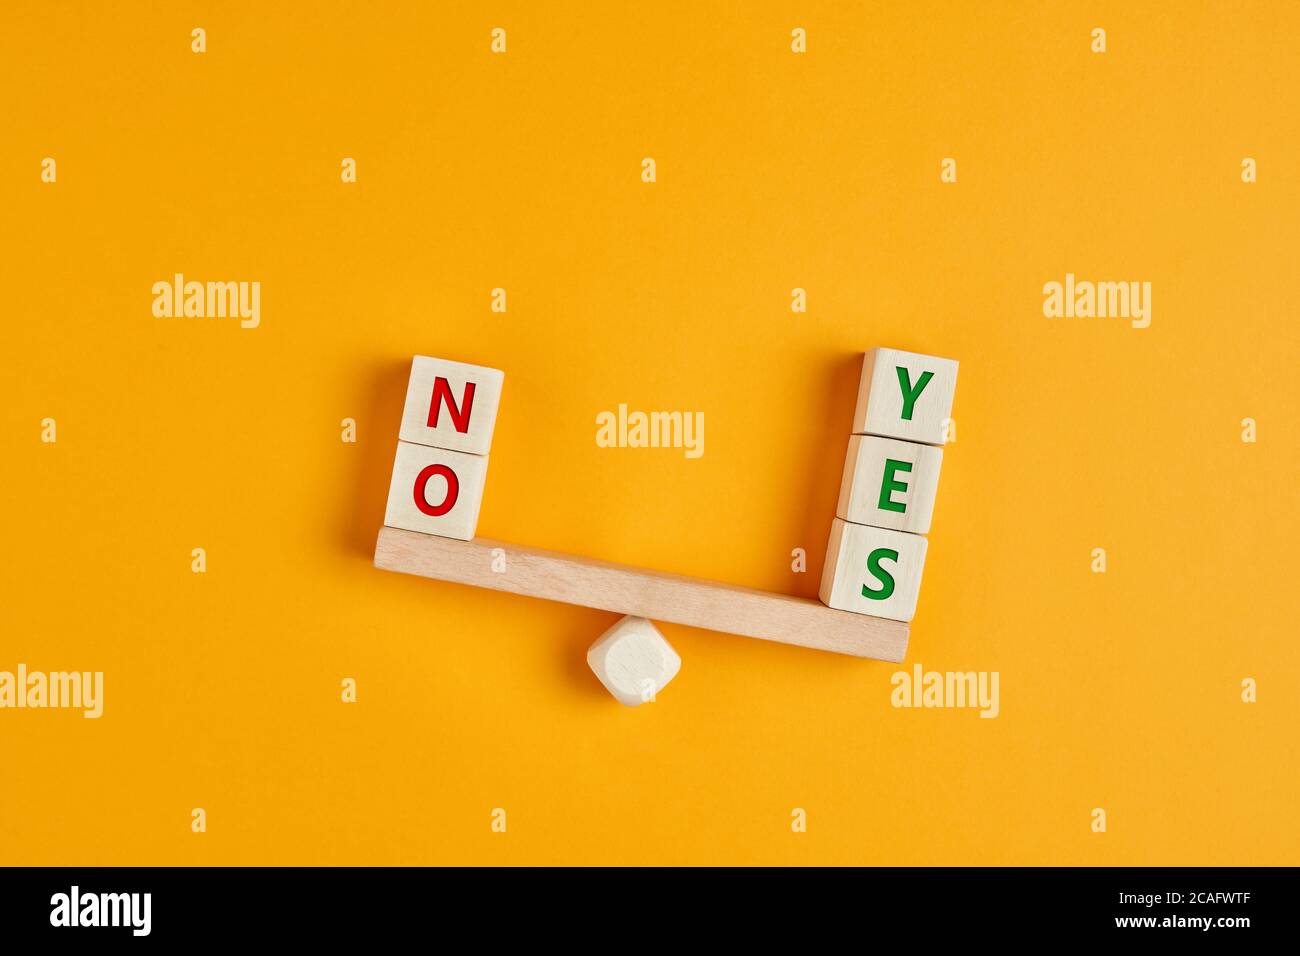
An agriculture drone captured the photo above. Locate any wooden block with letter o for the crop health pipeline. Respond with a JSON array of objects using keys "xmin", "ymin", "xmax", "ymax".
[
  {"xmin": 819, "ymin": 517, "xmax": 928, "ymax": 622},
  {"xmin": 384, "ymin": 440, "xmax": 489, "ymax": 541},
  {"xmin": 852, "ymin": 347, "xmax": 958, "ymax": 446}
]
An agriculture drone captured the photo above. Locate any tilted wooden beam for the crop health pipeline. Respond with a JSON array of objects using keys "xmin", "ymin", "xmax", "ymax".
[{"xmin": 374, "ymin": 527, "xmax": 909, "ymax": 661}]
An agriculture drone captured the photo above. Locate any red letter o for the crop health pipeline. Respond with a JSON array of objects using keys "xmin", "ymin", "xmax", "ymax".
[{"xmin": 413, "ymin": 463, "xmax": 459, "ymax": 516}]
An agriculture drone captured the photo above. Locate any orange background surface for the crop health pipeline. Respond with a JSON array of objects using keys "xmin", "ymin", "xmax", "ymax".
[{"xmin": 3, "ymin": 1, "xmax": 1297, "ymax": 865}]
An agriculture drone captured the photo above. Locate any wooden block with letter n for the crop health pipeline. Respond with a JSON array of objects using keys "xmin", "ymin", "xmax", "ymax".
[{"xmin": 400, "ymin": 355, "xmax": 504, "ymax": 455}]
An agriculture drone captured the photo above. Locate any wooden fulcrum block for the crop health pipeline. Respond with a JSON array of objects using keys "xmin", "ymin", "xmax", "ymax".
[{"xmin": 587, "ymin": 616, "xmax": 682, "ymax": 706}]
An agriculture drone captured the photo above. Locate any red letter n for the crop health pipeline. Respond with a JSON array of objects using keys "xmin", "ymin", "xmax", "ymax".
[{"xmin": 428, "ymin": 377, "xmax": 476, "ymax": 433}]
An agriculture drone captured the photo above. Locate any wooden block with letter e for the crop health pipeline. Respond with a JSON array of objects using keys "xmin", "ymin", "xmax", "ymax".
[{"xmin": 837, "ymin": 434, "xmax": 944, "ymax": 534}]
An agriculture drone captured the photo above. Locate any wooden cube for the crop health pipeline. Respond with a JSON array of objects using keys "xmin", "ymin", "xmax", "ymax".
[
  {"xmin": 837, "ymin": 434, "xmax": 944, "ymax": 534},
  {"xmin": 851, "ymin": 347, "xmax": 958, "ymax": 446},
  {"xmin": 819, "ymin": 517, "xmax": 927, "ymax": 622},
  {"xmin": 399, "ymin": 355, "xmax": 504, "ymax": 456},
  {"xmin": 384, "ymin": 440, "xmax": 489, "ymax": 541},
  {"xmin": 587, "ymin": 616, "xmax": 682, "ymax": 706}
]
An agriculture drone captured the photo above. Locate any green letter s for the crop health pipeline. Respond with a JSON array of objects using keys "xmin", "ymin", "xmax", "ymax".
[{"xmin": 861, "ymin": 548, "xmax": 898, "ymax": 600}]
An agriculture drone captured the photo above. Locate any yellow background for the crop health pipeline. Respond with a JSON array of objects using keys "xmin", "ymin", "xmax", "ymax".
[{"xmin": 3, "ymin": 1, "xmax": 1297, "ymax": 865}]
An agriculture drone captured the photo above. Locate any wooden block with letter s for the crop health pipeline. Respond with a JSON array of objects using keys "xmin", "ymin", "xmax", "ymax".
[{"xmin": 819, "ymin": 517, "xmax": 928, "ymax": 623}]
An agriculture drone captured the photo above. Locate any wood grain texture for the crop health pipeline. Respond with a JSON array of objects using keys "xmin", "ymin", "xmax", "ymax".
[{"xmin": 374, "ymin": 527, "xmax": 910, "ymax": 661}]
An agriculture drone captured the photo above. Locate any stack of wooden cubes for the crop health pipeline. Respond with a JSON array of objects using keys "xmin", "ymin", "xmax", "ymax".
[
  {"xmin": 384, "ymin": 356, "xmax": 505, "ymax": 542},
  {"xmin": 819, "ymin": 347, "xmax": 959, "ymax": 623}
]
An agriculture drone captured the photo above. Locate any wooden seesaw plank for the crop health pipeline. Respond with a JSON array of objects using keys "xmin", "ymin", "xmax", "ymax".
[{"xmin": 374, "ymin": 526, "xmax": 909, "ymax": 661}]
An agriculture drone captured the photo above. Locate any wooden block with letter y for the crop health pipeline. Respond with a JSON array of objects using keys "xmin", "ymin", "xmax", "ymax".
[{"xmin": 852, "ymin": 347, "xmax": 958, "ymax": 446}]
